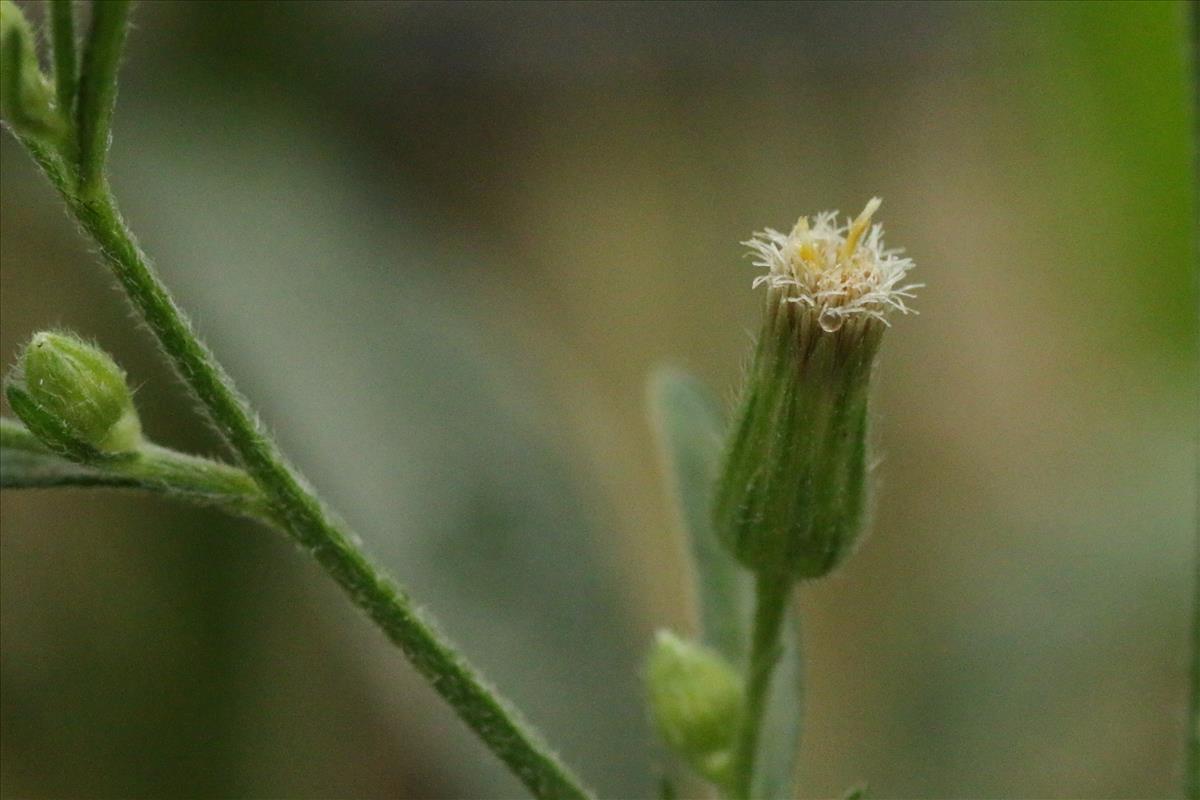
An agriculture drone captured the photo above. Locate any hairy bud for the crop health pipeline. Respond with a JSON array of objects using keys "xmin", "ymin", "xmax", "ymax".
[
  {"xmin": 5, "ymin": 331, "xmax": 142, "ymax": 461},
  {"xmin": 0, "ymin": 0, "xmax": 63, "ymax": 140},
  {"xmin": 646, "ymin": 630, "xmax": 744, "ymax": 784}
]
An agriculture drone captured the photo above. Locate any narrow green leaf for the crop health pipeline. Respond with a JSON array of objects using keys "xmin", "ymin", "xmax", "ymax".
[
  {"xmin": 75, "ymin": 0, "xmax": 130, "ymax": 194},
  {"xmin": 648, "ymin": 367, "xmax": 748, "ymax": 665}
]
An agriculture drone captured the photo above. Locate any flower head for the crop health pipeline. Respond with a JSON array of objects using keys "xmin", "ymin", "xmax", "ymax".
[
  {"xmin": 713, "ymin": 199, "xmax": 917, "ymax": 580},
  {"xmin": 744, "ymin": 197, "xmax": 919, "ymax": 333}
]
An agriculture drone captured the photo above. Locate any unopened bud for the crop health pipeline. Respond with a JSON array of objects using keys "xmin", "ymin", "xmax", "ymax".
[
  {"xmin": 0, "ymin": 0, "xmax": 63, "ymax": 140},
  {"xmin": 714, "ymin": 199, "xmax": 919, "ymax": 579},
  {"xmin": 5, "ymin": 331, "xmax": 142, "ymax": 460},
  {"xmin": 646, "ymin": 630, "xmax": 744, "ymax": 784}
]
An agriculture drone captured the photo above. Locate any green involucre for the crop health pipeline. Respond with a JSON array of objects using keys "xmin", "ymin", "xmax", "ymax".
[{"xmin": 713, "ymin": 297, "xmax": 882, "ymax": 581}]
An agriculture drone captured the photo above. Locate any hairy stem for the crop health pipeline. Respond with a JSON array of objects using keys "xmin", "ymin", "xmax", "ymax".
[
  {"xmin": 74, "ymin": 0, "xmax": 128, "ymax": 195},
  {"xmin": 728, "ymin": 571, "xmax": 792, "ymax": 799},
  {"xmin": 1, "ymin": 416, "xmax": 271, "ymax": 520},
  {"xmin": 6, "ymin": 7, "xmax": 594, "ymax": 796},
  {"xmin": 28, "ymin": 145, "xmax": 592, "ymax": 800},
  {"xmin": 49, "ymin": 0, "xmax": 78, "ymax": 123},
  {"xmin": 133, "ymin": 443, "xmax": 272, "ymax": 519}
]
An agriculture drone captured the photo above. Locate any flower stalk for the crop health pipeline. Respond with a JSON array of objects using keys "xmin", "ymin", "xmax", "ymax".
[
  {"xmin": 727, "ymin": 570, "xmax": 791, "ymax": 799},
  {"xmin": 0, "ymin": 416, "xmax": 273, "ymax": 521}
]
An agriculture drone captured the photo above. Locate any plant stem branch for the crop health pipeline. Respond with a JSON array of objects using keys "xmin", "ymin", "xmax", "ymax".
[
  {"xmin": 1, "ymin": 416, "xmax": 272, "ymax": 520},
  {"xmin": 49, "ymin": 0, "xmax": 77, "ymax": 122},
  {"xmin": 8, "ymin": 7, "xmax": 593, "ymax": 795},
  {"xmin": 729, "ymin": 570, "xmax": 792, "ymax": 799},
  {"xmin": 22, "ymin": 94, "xmax": 593, "ymax": 800},
  {"xmin": 133, "ymin": 443, "xmax": 272, "ymax": 519},
  {"xmin": 74, "ymin": 0, "xmax": 128, "ymax": 195}
]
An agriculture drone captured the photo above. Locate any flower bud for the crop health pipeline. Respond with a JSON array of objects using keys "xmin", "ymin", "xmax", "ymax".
[
  {"xmin": 646, "ymin": 630, "xmax": 744, "ymax": 784},
  {"xmin": 0, "ymin": 0, "xmax": 63, "ymax": 140},
  {"xmin": 714, "ymin": 199, "xmax": 918, "ymax": 580},
  {"xmin": 5, "ymin": 331, "xmax": 143, "ymax": 460}
]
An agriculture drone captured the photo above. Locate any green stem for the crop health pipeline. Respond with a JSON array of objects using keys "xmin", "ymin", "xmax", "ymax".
[
  {"xmin": 74, "ymin": 0, "xmax": 128, "ymax": 195},
  {"xmin": 7, "ymin": 7, "xmax": 594, "ymax": 796},
  {"xmin": 729, "ymin": 570, "xmax": 792, "ymax": 799},
  {"xmin": 19, "ymin": 83, "xmax": 593, "ymax": 800},
  {"xmin": 49, "ymin": 0, "xmax": 78, "ymax": 122},
  {"xmin": 53, "ymin": 168, "xmax": 588, "ymax": 800},
  {"xmin": 1, "ymin": 417, "xmax": 272, "ymax": 520},
  {"xmin": 133, "ymin": 443, "xmax": 272, "ymax": 519}
]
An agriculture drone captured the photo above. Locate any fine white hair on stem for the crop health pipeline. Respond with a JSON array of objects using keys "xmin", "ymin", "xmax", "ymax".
[{"xmin": 744, "ymin": 198, "xmax": 921, "ymax": 332}]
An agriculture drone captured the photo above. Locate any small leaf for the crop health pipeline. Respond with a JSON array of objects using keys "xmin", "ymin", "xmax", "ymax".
[{"xmin": 648, "ymin": 366, "xmax": 748, "ymax": 665}]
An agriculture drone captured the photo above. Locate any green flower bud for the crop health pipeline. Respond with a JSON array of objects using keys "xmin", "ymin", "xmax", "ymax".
[
  {"xmin": 5, "ymin": 331, "xmax": 143, "ymax": 461},
  {"xmin": 646, "ymin": 630, "xmax": 744, "ymax": 784},
  {"xmin": 714, "ymin": 199, "xmax": 919, "ymax": 580},
  {"xmin": 0, "ymin": 0, "xmax": 63, "ymax": 140}
]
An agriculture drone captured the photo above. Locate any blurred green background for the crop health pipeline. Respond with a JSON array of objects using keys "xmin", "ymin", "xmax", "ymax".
[{"xmin": 1, "ymin": 1, "xmax": 1195, "ymax": 797}]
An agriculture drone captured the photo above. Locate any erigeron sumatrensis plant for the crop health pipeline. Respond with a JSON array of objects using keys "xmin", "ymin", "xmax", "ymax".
[{"xmin": 0, "ymin": 2, "xmax": 927, "ymax": 798}]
